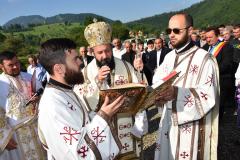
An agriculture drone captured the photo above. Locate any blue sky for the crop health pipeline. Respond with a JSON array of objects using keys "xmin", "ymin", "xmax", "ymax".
[{"xmin": 0, "ymin": 0, "xmax": 203, "ymax": 25}]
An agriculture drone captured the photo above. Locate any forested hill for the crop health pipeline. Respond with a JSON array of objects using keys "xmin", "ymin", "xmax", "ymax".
[
  {"xmin": 4, "ymin": 13, "xmax": 113, "ymax": 27},
  {"xmin": 126, "ymin": 0, "xmax": 240, "ymax": 30}
]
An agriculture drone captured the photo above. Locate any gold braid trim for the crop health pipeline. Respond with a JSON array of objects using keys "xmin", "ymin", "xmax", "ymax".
[
  {"xmin": 122, "ymin": 61, "xmax": 132, "ymax": 83},
  {"xmin": 0, "ymin": 108, "xmax": 6, "ymax": 129}
]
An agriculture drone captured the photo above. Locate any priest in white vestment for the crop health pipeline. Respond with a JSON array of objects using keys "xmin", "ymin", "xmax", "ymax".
[
  {"xmin": 0, "ymin": 51, "xmax": 45, "ymax": 160},
  {"xmin": 38, "ymin": 38, "xmax": 125, "ymax": 160},
  {"xmin": 74, "ymin": 21, "xmax": 148, "ymax": 158},
  {"xmin": 153, "ymin": 14, "xmax": 219, "ymax": 160}
]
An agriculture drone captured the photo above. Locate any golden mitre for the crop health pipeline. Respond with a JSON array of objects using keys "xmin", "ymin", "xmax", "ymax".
[{"xmin": 84, "ymin": 21, "xmax": 112, "ymax": 48}]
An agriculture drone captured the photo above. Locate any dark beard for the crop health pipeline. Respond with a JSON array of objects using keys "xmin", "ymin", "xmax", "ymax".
[
  {"xmin": 172, "ymin": 33, "xmax": 189, "ymax": 49},
  {"xmin": 64, "ymin": 66, "xmax": 84, "ymax": 85},
  {"xmin": 96, "ymin": 56, "xmax": 115, "ymax": 70}
]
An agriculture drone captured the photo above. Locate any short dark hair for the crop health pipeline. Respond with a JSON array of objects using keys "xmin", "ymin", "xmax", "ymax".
[
  {"xmin": 147, "ymin": 40, "xmax": 154, "ymax": 45},
  {"xmin": 206, "ymin": 26, "xmax": 220, "ymax": 36},
  {"xmin": 131, "ymin": 40, "xmax": 136, "ymax": 43},
  {"xmin": 233, "ymin": 24, "xmax": 240, "ymax": 29},
  {"xmin": 0, "ymin": 51, "xmax": 16, "ymax": 64},
  {"xmin": 138, "ymin": 40, "xmax": 144, "ymax": 45},
  {"xmin": 39, "ymin": 38, "xmax": 76, "ymax": 75},
  {"xmin": 28, "ymin": 54, "xmax": 37, "ymax": 62},
  {"xmin": 219, "ymin": 24, "xmax": 225, "ymax": 28},
  {"xmin": 175, "ymin": 13, "xmax": 193, "ymax": 27}
]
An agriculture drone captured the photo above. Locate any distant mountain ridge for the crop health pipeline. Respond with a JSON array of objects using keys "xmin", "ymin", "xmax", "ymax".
[
  {"xmin": 4, "ymin": 13, "xmax": 114, "ymax": 27},
  {"xmin": 5, "ymin": 15, "xmax": 45, "ymax": 26},
  {"xmin": 4, "ymin": 0, "xmax": 240, "ymax": 30},
  {"xmin": 126, "ymin": 0, "xmax": 240, "ymax": 30}
]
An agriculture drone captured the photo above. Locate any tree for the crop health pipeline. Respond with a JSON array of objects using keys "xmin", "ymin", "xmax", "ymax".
[
  {"xmin": 1, "ymin": 35, "xmax": 25, "ymax": 54},
  {"xmin": 66, "ymin": 26, "xmax": 88, "ymax": 47},
  {"xmin": 0, "ymin": 32, "xmax": 6, "ymax": 42},
  {"xmin": 84, "ymin": 16, "xmax": 94, "ymax": 26}
]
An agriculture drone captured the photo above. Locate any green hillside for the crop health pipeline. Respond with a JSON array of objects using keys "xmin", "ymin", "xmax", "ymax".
[
  {"xmin": 1, "ymin": 0, "xmax": 239, "ymax": 68},
  {"xmin": 127, "ymin": 0, "xmax": 240, "ymax": 30},
  {"xmin": 4, "ymin": 13, "xmax": 113, "ymax": 27}
]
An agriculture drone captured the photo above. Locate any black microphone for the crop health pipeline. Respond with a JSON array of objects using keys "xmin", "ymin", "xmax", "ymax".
[
  {"xmin": 25, "ymin": 88, "xmax": 44, "ymax": 106},
  {"xmin": 101, "ymin": 60, "xmax": 111, "ymax": 86}
]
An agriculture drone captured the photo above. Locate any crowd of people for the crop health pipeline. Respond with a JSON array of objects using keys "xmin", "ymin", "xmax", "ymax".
[{"xmin": 0, "ymin": 13, "xmax": 240, "ymax": 160}]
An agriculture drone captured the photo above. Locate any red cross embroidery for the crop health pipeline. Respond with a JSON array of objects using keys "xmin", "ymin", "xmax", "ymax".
[
  {"xmin": 189, "ymin": 64, "xmax": 198, "ymax": 75},
  {"xmin": 91, "ymin": 127, "xmax": 106, "ymax": 146},
  {"xmin": 88, "ymin": 85, "xmax": 94, "ymax": 94},
  {"xmin": 200, "ymin": 92, "xmax": 208, "ymax": 100},
  {"xmin": 180, "ymin": 151, "xmax": 189, "ymax": 159},
  {"xmin": 119, "ymin": 123, "xmax": 132, "ymax": 130},
  {"xmin": 155, "ymin": 143, "xmax": 161, "ymax": 151},
  {"xmin": 122, "ymin": 143, "xmax": 130, "ymax": 151},
  {"xmin": 205, "ymin": 74, "xmax": 214, "ymax": 86},
  {"xmin": 115, "ymin": 76, "xmax": 128, "ymax": 85},
  {"xmin": 79, "ymin": 86, "xmax": 87, "ymax": 95},
  {"xmin": 180, "ymin": 124, "xmax": 192, "ymax": 134},
  {"xmin": 119, "ymin": 132, "xmax": 131, "ymax": 139},
  {"xmin": 77, "ymin": 145, "xmax": 89, "ymax": 158},
  {"xmin": 184, "ymin": 95, "xmax": 194, "ymax": 107},
  {"xmin": 67, "ymin": 101, "xmax": 76, "ymax": 111},
  {"xmin": 60, "ymin": 127, "xmax": 80, "ymax": 145}
]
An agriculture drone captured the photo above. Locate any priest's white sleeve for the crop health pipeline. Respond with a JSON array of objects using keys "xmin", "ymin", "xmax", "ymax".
[
  {"xmin": 0, "ymin": 76, "xmax": 13, "ymax": 152},
  {"xmin": 38, "ymin": 88, "xmax": 121, "ymax": 160}
]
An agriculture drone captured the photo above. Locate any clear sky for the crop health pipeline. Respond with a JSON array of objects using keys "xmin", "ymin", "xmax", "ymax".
[{"xmin": 0, "ymin": 0, "xmax": 203, "ymax": 25}]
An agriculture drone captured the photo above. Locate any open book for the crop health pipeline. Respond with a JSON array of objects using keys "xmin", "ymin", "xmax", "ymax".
[{"xmin": 97, "ymin": 71, "xmax": 180, "ymax": 115}]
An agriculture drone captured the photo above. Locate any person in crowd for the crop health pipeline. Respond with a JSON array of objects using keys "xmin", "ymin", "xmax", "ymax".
[
  {"xmin": 87, "ymin": 46, "xmax": 94, "ymax": 56},
  {"xmin": 191, "ymin": 32, "xmax": 200, "ymax": 47},
  {"xmin": 232, "ymin": 24, "xmax": 240, "ymax": 45},
  {"xmin": 205, "ymin": 26, "xmax": 236, "ymax": 122},
  {"xmin": 122, "ymin": 41, "xmax": 136, "ymax": 66},
  {"xmin": 142, "ymin": 40, "xmax": 155, "ymax": 65},
  {"xmin": 131, "ymin": 40, "xmax": 137, "ymax": 52},
  {"xmin": 112, "ymin": 38, "xmax": 125, "ymax": 59},
  {"xmin": 79, "ymin": 46, "xmax": 93, "ymax": 68},
  {"xmin": 199, "ymin": 29, "xmax": 208, "ymax": 48},
  {"xmin": 0, "ymin": 51, "xmax": 45, "ymax": 160},
  {"xmin": 143, "ymin": 38, "xmax": 171, "ymax": 85},
  {"xmin": 153, "ymin": 13, "xmax": 219, "ymax": 160},
  {"xmin": 74, "ymin": 21, "xmax": 148, "ymax": 158},
  {"xmin": 27, "ymin": 54, "xmax": 47, "ymax": 84},
  {"xmin": 231, "ymin": 24, "xmax": 240, "ymax": 62},
  {"xmin": 218, "ymin": 24, "xmax": 225, "ymax": 41},
  {"xmin": 223, "ymin": 27, "xmax": 234, "ymax": 43},
  {"xmin": 146, "ymin": 39, "xmax": 154, "ymax": 53},
  {"xmin": 137, "ymin": 40, "xmax": 145, "ymax": 54},
  {"xmin": 38, "ymin": 38, "xmax": 125, "ymax": 160}
]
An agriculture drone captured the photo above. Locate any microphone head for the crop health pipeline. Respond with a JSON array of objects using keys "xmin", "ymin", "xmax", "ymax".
[{"xmin": 100, "ymin": 59, "xmax": 108, "ymax": 67}]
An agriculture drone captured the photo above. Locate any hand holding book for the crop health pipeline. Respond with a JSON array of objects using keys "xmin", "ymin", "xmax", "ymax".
[{"xmin": 97, "ymin": 71, "xmax": 180, "ymax": 115}]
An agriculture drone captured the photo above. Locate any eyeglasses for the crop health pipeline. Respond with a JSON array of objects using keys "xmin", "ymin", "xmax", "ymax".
[{"xmin": 166, "ymin": 27, "xmax": 189, "ymax": 35}]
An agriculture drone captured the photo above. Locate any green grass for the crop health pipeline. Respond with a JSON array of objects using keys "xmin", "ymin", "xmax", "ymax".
[{"xmin": 15, "ymin": 22, "xmax": 83, "ymax": 38}]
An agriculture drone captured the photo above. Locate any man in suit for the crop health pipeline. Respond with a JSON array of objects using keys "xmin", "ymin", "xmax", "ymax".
[
  {"xmin": 206, "ymin": 26, "xmax": 235, "ymax": 122},
  {"xmin": 144, "ymin": 38, "xmax": 171, "ymax": 81},
  {"xmin": 121, "ymin": 41, "xmax": 136, "ymax": 65},
  {"xmin": 79, "ymin": 46, "xmax": 94, "ymax": 68},
  {"xmin": 121, "ymin": 41, "xmax": 152, "ymax": 84}
]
